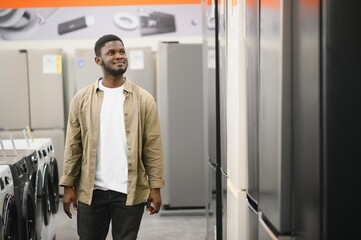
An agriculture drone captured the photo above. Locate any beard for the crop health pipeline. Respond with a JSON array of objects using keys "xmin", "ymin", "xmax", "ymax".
[{"xmin": 101, "ymin": 61, "xmax": 127, "ymax": 77}]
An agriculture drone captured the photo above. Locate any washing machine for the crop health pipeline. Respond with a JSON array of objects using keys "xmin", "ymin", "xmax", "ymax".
[
  {"xmin": 1, "ymin": 140, "xmax": 45, "ymax": 239},
  {"xmin": 0, "ymin": 165, "xmax": 17, "ymax": 240},
  {"xmin": 31, "ymin": 139, "xmax": 59, "ymax": 212},
  {"xmin": 0, "ymin": 149, "xmax": 37, "ymax": 240},
  {"xmin": 1, "ymin": 138, "xmax": 57, "ymax": 240}
]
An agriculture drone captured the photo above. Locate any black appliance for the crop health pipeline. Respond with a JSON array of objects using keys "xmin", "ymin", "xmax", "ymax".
[
  {"xmin": 139, "ymin": 11, "xmax": 176, "ymax": 36},
  {"xmin": 24, "ymin": 149, "xmax": 41, "ymax": 239},
  {"xmin": 49, "ymin": 156, "xmax": 59, "ymax": 214},
  {"xmin": 258, "ymin": 1, "xmax": 361, "ymax": 239},
  {"xmin": 0, "ymin": 149, "xmax": 37, "ymax": 240},
  {"xmin": 0, "ymin": 165, "xmax": 17, "ymax": 240}
]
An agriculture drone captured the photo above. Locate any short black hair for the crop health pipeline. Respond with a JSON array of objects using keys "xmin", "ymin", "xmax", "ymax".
[{"xmin": 94, "ymin": 34, "xmax": 124, "ymax": 57}]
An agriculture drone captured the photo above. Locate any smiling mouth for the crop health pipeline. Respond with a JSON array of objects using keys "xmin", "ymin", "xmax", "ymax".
[{"xmin": 114, "ymin": 63, "xmax": 126, "ymax": 68}]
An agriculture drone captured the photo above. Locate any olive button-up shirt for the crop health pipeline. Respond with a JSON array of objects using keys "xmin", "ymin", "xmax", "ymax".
[{"xmin": 59, "ymin": 79, "xmax": 164, "ymax": 206}]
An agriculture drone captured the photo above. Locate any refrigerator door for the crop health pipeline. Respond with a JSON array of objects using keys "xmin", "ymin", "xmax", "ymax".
[
  {"xmin": 27, "ymin": 49, "xmax": 65, "ymax": 129},
  {"xmin": 292, "ymin": 1, "xmax": 361, "ymax": 239},
  {"xmin": 245, "ymin": 0, "xmax": 260, "ymax": 204},
  {"xmin": 321, "ymin": 1, "xmax": 361, "ymax": 238},
  {"xmin": 203, "ymin": 0, "xmax": 217, "ymax": 237},
  {"xmin": 0, "ymin": 50, "xmax": 30, "ymax": 130},
  {"xmin": 258, "ymin": 0, "xmax": 292, "ymax": 235},
  {"xmin": 206, "ymin": 161, "xmax": 217, "ymax": 240},
  {"xmin": 227, "ymin": 186, "xmax": 248, "ymax": 240},
  {"xmin": 157, "ymin": 43, "xmax": 205, "ymax": 209},
  {"xmin": 221, "ymin": 168, "xmax": 227, "ymax": 240},
  {"xmin": 206, "ymin": 53, "xmax": 219, "ymax": 239},
  {"xmin": 218, "ymin": 0, "xmax": 227, "ymax": 174},
  {"xmin": 218, "ymin": 1, "xmax": 227, "ymax": 238},
  {"xmin": 247, "ymin": 193, "xmax": 259, "ymax": 240},
  {"xmin": 259, "ymin": 212, "xmax": 292, "ymax": 240},
  {"xmin": 292, "ymin": 0, "xmax": 322, "ymax": 239}
]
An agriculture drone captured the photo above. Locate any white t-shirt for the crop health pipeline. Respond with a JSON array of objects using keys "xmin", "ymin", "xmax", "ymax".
[{"xmin": 94, "ymin": 80, "xmax": 128, "ymax": 193}]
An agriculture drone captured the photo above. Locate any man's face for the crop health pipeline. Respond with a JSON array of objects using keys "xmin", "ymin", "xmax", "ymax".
[{"xmin": 96, "ymin": 40, "xmax": 128, "ymax": 76}]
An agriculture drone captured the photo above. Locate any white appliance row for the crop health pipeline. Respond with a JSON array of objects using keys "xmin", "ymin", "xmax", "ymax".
[{"xmin": 0, "ymin": 138, "xmax": 59, "ymax": 239}]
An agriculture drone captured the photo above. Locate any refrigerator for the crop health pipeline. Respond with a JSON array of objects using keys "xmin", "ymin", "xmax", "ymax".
[
  {"xmin": 218, "ymin": 0, "xmax": 228, "ymax": 239},
  {"xmin": 224, "ymin": 0, "xmax": 260, "ymax": 239},
  {"xmin": 258, "ymin": 0, "xmax": 361, "ymax": 239},
  {"xmin": 157, "ymin": 42, "xmax": 206, "ymax": 211},
  {"xmin": 258, "ymin": 0, "xmax": 293, "ymax": 238},
  {"xmin": 0, "ymin": 48, "xmax": 65, "ymax": 194},
  {"xmin": 204, "ymin": 0, "xmax": 228, "ymax": 238},
  {"xmin": 202, "ymin": 0, "xmax": 218, "ymax": 237},
  {"xmin": 244, "ymin": 0, "xmax": 260, "ymax": 240}
]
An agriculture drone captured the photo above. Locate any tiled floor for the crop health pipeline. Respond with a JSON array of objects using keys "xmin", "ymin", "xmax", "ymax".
[{"xmin": 55, "ymin": 198, "xmax": 207, "ymax": 240}]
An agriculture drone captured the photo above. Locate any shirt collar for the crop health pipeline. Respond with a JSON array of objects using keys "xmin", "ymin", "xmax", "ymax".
[
  {"xmin": 123, "ymin": 77, "xmax": 133, "ymax": 94},
  {"xmin": 94, "ymin": 76, "xmax": 132, "ymax": 93}
]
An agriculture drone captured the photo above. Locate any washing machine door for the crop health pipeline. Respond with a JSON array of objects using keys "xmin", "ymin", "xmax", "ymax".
[
  {"xmin": 2, "ymin": 194, "xmax": 18, "ymax": 239},
  {"xmin": 42, "ymin": 164, "xmax": 52, "ymax": 225},
  {"xmin": 22, "ymin": 181, "xmax": 36, "ymax": 240},
  {"xmin": 49, "ymin": 157, "xmax": 59, "ymax": 214},
  {"xmin": 30, "ymin": 169, "xmax": 43, "ymax": 238}
]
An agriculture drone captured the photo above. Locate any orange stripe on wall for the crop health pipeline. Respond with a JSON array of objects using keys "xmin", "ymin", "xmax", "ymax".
[
  {"xmin": 0, "ymin": 0, "xmax": 200, "ymax": 9},
  {"xmin": 206, "ymin": 0, "xmax": 222, "ymax": 6},
  {"xmin": 260, "ymin": 0, "xmax": 280, "ymax": 8},
  {"xmin": 261, "ymin": 0, "xmax": 317, "ymax": 9}
]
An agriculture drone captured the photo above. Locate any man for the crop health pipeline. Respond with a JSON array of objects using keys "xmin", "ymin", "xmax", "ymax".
[{"xmin": 59, "ymin": 34, "xmax": 164, "ymax": 240}]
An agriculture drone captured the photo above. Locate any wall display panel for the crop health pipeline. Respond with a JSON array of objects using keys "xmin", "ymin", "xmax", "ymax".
[
  {"xmin": 1, "ymin": 0, "xmax": 201, "ymax": 8},
  {"xmin": 0, "ymin": 5, "xmax": 202, "ymax": 41}
]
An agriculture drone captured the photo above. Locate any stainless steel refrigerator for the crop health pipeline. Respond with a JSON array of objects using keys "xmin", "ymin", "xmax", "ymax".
[
  {"xmin": 157, "ymin": 42, "xmax": 206, "ymax": 211},
  {"xmin": 258, "ymin": 0, "xmax": 361, "ymax": 239},
  {"xmin": 204, "ymin": 0, "xmax": 228, "ymax": 238},
  {"xmin": 245, "ymin": 0, "xmax": 260, "ymax": 240},
  {"xmin": 0, "ymin": 49, "xmax": 64, "ymax": 130},
  {"xmin": 258, "ymin": 0, "xmax": 293, "ymax": 238}
]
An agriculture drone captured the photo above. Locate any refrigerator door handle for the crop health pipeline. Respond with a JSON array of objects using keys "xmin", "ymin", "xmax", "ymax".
[
  {"xmin": 247, "ymin": 201, "xmax": 258, "ymax": 215},
  {"xmin": 208, "ymin": 158, "xmax": 217, "ymax": 171},
  {"xmin": 259, "ymin": 212, "xmax": 278, "ymax": 240},
  {"xmin": 220, "ymin": 167, "xmax": 228, "ymax": 178},
  {"xmin": 246, "ymin": 197, "xmax": 258, "ymax": 214}
]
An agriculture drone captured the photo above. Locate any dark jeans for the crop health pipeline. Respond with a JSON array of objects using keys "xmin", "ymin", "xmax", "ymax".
[{"xmin": 77, "ymin": 189, "xmax": 145, "ymax": 240}]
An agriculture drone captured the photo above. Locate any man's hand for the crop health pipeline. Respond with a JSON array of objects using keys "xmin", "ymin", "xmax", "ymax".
[
  {"xmin": 146, "ymin": 188, "xmax": 162, "ymax": 215},
  {"xmin": 63, "ymin": 186, "xmax": 78, "ymax": 219}
]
